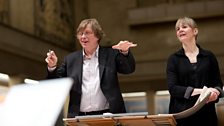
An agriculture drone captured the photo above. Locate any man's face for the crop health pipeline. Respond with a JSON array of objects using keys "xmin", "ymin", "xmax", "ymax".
[{"xmin": 77, "ymin": 24, "xmax": 99, "ymax": 50}]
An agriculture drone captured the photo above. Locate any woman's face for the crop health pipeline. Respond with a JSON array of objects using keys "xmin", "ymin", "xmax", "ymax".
[{"xmin": 176, "ymin": 23, "xmax": 198, "ymax": 43}]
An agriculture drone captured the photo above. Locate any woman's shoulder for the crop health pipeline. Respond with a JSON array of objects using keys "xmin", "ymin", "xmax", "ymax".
[{"xmin": 199, "ymin": 47, "xmax": 215, "ymax": 57}]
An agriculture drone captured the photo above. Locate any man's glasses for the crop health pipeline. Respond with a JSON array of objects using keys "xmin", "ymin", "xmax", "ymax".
[{"xmin": 77, "ymin": 31, "xmax": 94, "ymax": 37}]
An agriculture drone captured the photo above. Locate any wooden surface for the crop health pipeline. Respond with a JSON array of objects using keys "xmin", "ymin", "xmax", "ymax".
[
  {"xmin": 216, "ymin": 99, "xmax": 224, "ymax": 126},
  {"xmin": 63, "ymin": 115, "xmax": 176, "ymax": 126}
]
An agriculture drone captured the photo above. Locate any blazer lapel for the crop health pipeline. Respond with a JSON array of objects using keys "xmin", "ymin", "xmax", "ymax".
[
  {"xmin": 99, "ymin": 47, "xmax": 107, "ymax": 80},
  {"xmin": 75, "ymin": 51, "xmax": 83, "ymax": 87}
]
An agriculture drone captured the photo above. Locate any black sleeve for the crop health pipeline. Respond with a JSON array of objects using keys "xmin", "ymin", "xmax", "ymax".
[
  {"xmin": 166, "ymin": 55, "xmax": 193, "ymax": 99},
  {"xmin": 209, "ymin": 52, "xmax": 223, "ymax": 97},
  {"xmin": 116, "ymin": 50, "xmax": 136, "ymax": 74}
]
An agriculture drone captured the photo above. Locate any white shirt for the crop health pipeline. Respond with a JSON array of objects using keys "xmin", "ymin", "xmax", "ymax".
[{"xmin": 80, "ymin": 47, "xmax": 109, "ymax": 112}]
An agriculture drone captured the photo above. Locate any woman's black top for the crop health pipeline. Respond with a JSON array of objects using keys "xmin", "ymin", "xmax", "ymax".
[{"xmin": 166, "ymin": 45, "xmax": 223, "ymax": 126}]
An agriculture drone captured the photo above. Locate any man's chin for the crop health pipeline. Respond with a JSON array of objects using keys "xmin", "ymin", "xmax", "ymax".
[{"xmin": 81, "ymin": 44, "xmax": 87, "ymax": 48}]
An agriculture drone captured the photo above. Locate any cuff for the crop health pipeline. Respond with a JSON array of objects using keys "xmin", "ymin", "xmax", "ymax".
[
  {"xmin": 48, "ymin": 66, "xmax": 56, "ymax": 72},
  {"xmin": 214, "ymin": 86, "xmax": 224, "ymax": 98},
  {"xmin": 184, "ymin": 86, "xmax": 194, "ymax": 99},
  {"xmin": 119, "ymin": 50, "xmax": 129, "ymax": 55}
]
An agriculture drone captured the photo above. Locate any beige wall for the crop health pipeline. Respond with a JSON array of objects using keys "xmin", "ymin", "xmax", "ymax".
[
  {"xmin": 73, "ymin": 1, "xmax": 224, "ymax": 116},
  {"xmin": 0, "ymin": 0, "xmax": 223, "ymax": 89},
  {"xmin": 0, "ymin": 0, "xmax": 224, "ymax": 123},
  {"xmin": 75, "ymin": 0, "xmax": 224, "ymax": 91},
  {"xmin": 9, "ymin": 0, "xmax": 34, "ymax": 34}
]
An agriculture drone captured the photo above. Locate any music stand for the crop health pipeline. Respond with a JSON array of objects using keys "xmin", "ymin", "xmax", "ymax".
[{"xmin": 63, "ymin": 112, "xmax": 177, "ymax": 126}]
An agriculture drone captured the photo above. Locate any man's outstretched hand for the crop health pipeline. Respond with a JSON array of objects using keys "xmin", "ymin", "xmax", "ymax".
[{"xmin": 112, "ymin": 40, "xmax": 137, "ymax": 53}]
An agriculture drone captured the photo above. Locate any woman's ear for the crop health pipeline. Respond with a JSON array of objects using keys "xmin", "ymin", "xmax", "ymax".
[{"xmin": 194, "ymin": 28, "xmax": 198, "ymax": 35}]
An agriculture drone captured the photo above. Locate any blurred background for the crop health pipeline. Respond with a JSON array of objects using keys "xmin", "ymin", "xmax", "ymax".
[{"xmin": 0, "ymin": 0, "xmax": 224, "ymax": 124}]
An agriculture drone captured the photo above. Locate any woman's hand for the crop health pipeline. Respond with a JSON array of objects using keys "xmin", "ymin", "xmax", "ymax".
[{"xmin": 207, "ymin": 88, "xmax": 220, "ymax": 103}]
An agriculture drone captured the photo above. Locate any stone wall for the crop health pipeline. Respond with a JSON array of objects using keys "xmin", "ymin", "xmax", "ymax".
[
  {"xmin": 0, "ymin": 0, "xmax": 8, "ymax": 24},
  {"xmin": 0, "ymin": 0, "xmax": 223, "ymax": 88},
  {"xmin": 74, "ymin": 0, "xmax": 224, "ymax": 90}
]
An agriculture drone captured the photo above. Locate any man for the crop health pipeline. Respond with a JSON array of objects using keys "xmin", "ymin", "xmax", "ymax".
[{"xmin": 45, "ymin": 18, "xmax": 137, "ymax": 117}]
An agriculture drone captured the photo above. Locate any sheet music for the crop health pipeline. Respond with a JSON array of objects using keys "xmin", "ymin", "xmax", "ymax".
[
  {"xmin": 194, "ymin": 86, "xmax": 210, "ymax": 106},
  {"xmin": 0, "ymin": 78, "xmax": 73, "ymax": 126},
  {"xmin": 171, "ymin": 86, "xmax": 211, "ymax": 119}
]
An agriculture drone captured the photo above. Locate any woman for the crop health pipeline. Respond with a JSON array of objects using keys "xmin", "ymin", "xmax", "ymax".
[{"xmin": 166, "ymin": 17, "xmax": 223, "ymax": 126}]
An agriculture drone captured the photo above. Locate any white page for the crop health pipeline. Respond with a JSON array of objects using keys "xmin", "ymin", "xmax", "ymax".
[{"xmin": 0, "ymin": 78, "xmax": 73, "ymax": 126}]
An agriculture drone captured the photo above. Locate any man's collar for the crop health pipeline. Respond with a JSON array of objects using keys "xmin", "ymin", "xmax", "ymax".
[{"xmin": 82, "ymin": 46, "xmax": 99, "ymax": 58}]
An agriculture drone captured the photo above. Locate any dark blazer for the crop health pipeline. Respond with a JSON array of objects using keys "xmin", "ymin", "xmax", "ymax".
[
  {"xmin": 47, "ymin": 46, "xmax": 135, "ymax": 117},
  {"xmin": 166, "ymin": 45, "xmax": 223, "ymax": 126}
]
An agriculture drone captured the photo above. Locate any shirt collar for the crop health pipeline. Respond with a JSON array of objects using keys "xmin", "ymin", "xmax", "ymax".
[
  {"xmin": 175, "ymin": 44, "xmax": 209, "ymax": 57},
  {"xmin": 82, "ymin": 46, "xmax": 99, "ymax": 59}
]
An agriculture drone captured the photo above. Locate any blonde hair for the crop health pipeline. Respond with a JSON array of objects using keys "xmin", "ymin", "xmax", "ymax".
[
  {"xmin": 175, "ymin": 17, "xmax": 198, "ymax": 39},
  {"xmin": 76, "ymin": 18, "xmax": 105, "ymax": 42},
  {"xmin": 175, "ymin": 17, "xmax": 197, "ymax": 29}
]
